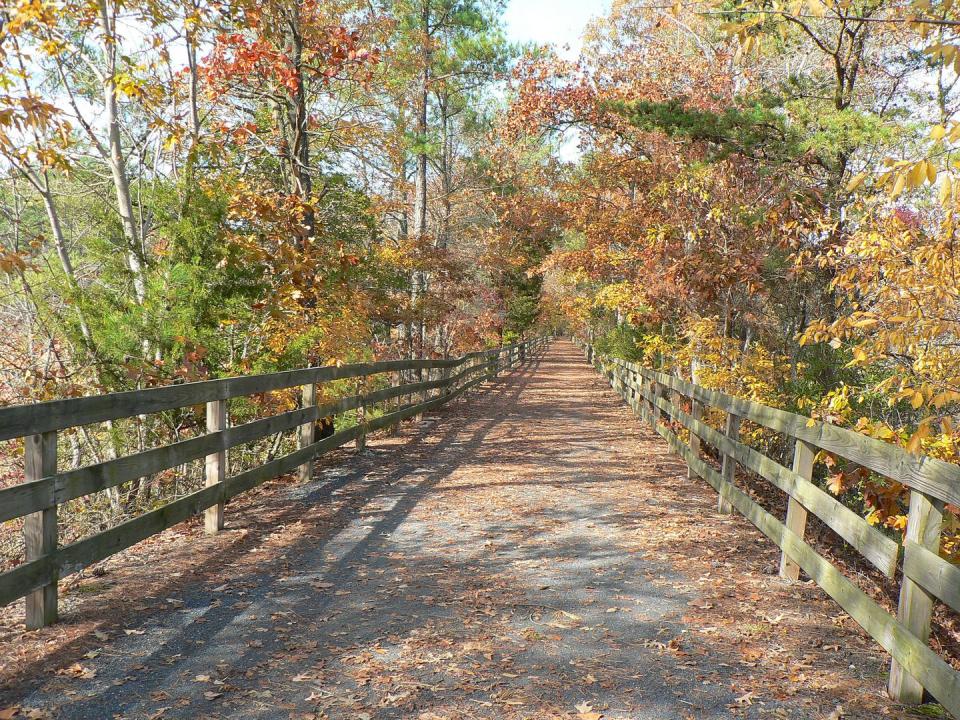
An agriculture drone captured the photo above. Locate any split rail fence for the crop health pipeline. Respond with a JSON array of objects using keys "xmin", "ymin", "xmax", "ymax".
[
  {"xmin": 577, "ymin": 339, "xmax": 960, "ymax": 716},
  {"xmin": 0, "ymin": 337, "xmax": 548, "ymax": 629}
]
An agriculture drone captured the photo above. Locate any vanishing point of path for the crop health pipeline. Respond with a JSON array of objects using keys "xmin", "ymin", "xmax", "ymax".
[{"xmin": 4, "ymin": 341, "xmax": 899, "ymax": 719}]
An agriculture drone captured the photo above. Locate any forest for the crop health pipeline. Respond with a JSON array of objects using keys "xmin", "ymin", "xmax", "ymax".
[{"xmin": 2, "ymin": 0, "xmax": 960, "ymax": 561}]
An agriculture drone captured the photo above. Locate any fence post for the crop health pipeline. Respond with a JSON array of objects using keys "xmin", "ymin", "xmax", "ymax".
[
  {"xmin": 205, "ymin": 399, "xmax": 226, "ymax": 533},
  {"xmin": 298, "ymin": 382, "xmax": 317, "ymax": 482},
  {"xmin": 463, "ymin": 356, "xmax": 474, "ymax": 398},
  {"xmin": 414, "ymin": 367, "xmax": 425, "ymax": 422},
  {"xmin": 24, "ymin": 431, "xmax": 57, "ymax": 629},
  {"xmin": 650, "ymin": 380, "xmax": 662, "ymax": 428},
  {"xmin": 420, "ymin": 366, "xmax": 429, "ymax": 404},
  {"xmin": 635, "ymin": 373, "xmax": 646, "ymax": 421},
  {"xmin": 779, "ymin": 439, "xmax": 815, "ymax": 580},
  {"xmin": 718, "ymin": 413, "xmax": 740, "ymax": 514},
  {"xmin": 441, "ymin": 363, "xmax": 451, "ymax": 398},
  {"xmin": 356, "ymin": 375, "xmax": 367, "ymax": 452},
  {"xmin": 687, "ymin": 398, "xmax": 703, "ymax": 480},
  {"xmin": 889, "ymin": 489, "xmax": 944, "ymax": 703},
  {"xmin": 670, "ymin": 388, "xmax": 682, "ymax": 424}
]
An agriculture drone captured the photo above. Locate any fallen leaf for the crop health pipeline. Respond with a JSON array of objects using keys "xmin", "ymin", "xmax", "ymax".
[
  {"xmin": 57, "ymin": 663, "xmax": 95, "ymax": 680},
  {"xmin": 575, "ymin": 701, "xmax": 602, "ymax": 720}
]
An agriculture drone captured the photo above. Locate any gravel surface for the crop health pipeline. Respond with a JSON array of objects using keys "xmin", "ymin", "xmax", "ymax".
[{"xmin": 2, "ymin": 341, "xmax": 905, "ymax": 719}]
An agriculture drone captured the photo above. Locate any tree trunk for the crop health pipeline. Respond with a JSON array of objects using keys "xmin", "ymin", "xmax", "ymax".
[
  {"xmin": 182, "ymin": 0, "xmax": 201, "ymax": 187},
  {"xmin": 98, "ymin": 0, "xmax": 147, "ymax": 306},
  {"xmin": 411, "ymin": 0, "xmax": 431, "ymax": 361},
  {"xmin": 438, "ymin": 92, "xmax": 452, "ymax": 251},
  {"xmin": 286, "ymin": 5, "xmax": 314, "ymax": 243}
]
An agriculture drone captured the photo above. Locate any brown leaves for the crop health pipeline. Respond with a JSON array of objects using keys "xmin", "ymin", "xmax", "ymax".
[
  {"xmin": 56, "ymin": 663, "xmax": 95, "ymax": 680},
  {"xmin": 575, "ymin": 700, "xmax": 603, "ymax": 719},
  {"xmin": 0, "ymin": 709, "xmax": 50, "ymax": 720},
  {"xmin": 826, "ymin": 472, "xmax": 845, "ymax": 496},
  {"xmin": 202, "ymin": 13, "xmax": 372, "ymax": 99}
]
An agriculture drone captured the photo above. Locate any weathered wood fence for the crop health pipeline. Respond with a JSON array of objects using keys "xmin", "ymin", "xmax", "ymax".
[
  {"xmin": 577, "ymin": 339, "xmax": 960, "ymax": 716},
  {"xmin": 1, "ymin": 337, "xmax": 548, "ymax": 629}
]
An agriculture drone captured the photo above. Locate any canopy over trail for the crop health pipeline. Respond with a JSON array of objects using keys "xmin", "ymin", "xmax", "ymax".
[
  {"xmin": 7, "ymin": 1, "xmax": 960, "ymax": 716},
  {"xmin": 2, "ymin": 341, "xmax": 891, "ymax": 719}
]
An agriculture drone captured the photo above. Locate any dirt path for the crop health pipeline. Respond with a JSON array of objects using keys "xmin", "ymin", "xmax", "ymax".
[{"xmin": 3, "ymin": 341, "xmax": 902, "ymax": 719}]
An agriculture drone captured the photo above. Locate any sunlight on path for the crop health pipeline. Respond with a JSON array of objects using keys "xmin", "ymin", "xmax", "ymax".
[{"xmin": 10, "ymin": 341, "xmax": 887, "ymax": 719}]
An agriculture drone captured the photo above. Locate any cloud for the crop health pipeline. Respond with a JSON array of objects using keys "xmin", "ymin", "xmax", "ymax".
[{"xmin": 504, "ymin": 0, "xmax": 611, "ymax": 60}]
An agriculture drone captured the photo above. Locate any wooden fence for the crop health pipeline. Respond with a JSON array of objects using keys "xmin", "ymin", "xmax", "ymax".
[
  {"xmin": 0, "ymin": 337, "xmax": 549, "ymax": 629},
  {"xmin": 577, "ymin": 339, "xmax": 960, "ymax": 716}
]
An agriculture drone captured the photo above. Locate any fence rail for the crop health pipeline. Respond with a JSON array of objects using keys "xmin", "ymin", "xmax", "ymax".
[
  {"xmin": 1, "ymin": 337, "xmax": 549, "ymax": 629},
  {"xmin": 576, "ymin": 338, "xmax": 960, "ymax": 716}
]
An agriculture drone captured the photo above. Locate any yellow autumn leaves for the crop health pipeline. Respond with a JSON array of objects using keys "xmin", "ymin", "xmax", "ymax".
[{"xmin": 799, "ymin": 216, "xmax": 960, "ymax": 458}]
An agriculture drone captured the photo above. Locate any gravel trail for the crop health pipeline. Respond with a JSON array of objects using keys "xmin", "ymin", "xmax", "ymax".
[{"xmin": 4, "ymin": 341, "xmax": 895, "ymax": 719}]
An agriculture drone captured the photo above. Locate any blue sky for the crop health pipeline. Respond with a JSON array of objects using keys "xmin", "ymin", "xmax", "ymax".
[{"xmin": 503, "ymin": 0, "xmax": 611, "ymax": 58}]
